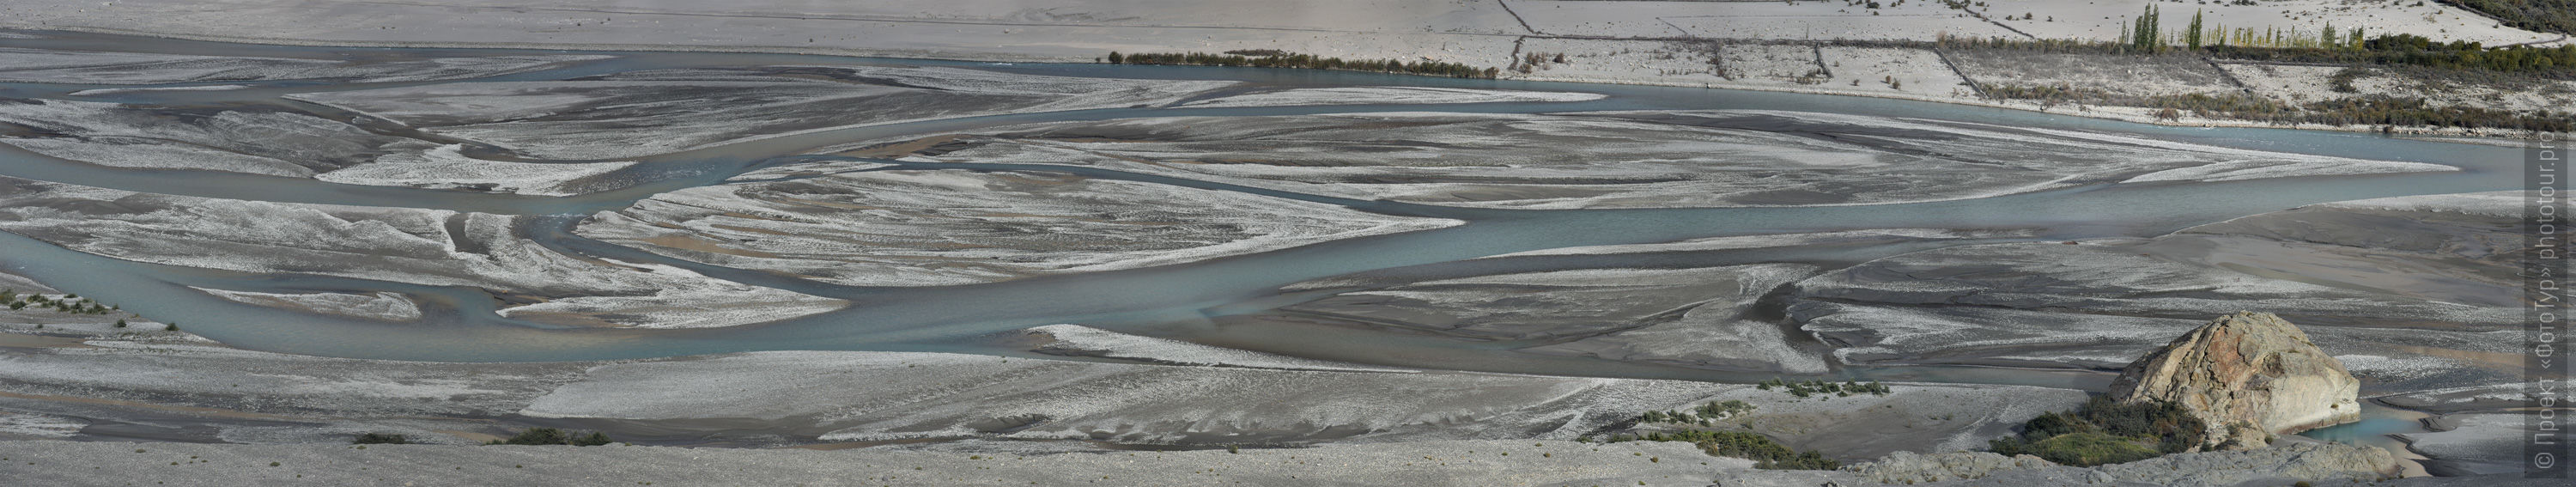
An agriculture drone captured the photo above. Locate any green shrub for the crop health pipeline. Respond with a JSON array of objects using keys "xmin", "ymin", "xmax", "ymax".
[
  {"xmin": 1986, "ymin": 83, "xmax": 2570, "ymax": 132},
  {"xmin": 2444, "ymin": 0, "xmax": 2576, "ymax": 36},
  {"xmin": 1106, "ymin": 51, "xmax": 1500, "ymax": 79},
  {"xmin": 1988, "ymin": 397, "xmax": 2207, "ymax": 466},
  {"xmin": 2019, "ymin": 411, "xmax": 2096, "ymax": 440},
  {"xmin": 1699, "ymin": 400, "xmax": 1755, "ymax": 417},
  {"xmin": 2203, "ymin": 35, "xmax": 2576, "ymax": 76},
  {"xmin": 2022, "ymin": 432, "xmax": 2162, "ymax": 466},
  {"xmin": 496, "ymin": 428, "xmax": 566, "ymax": 445},
  {"xmin": 2072, "ymin": 397, "xmax": 2207, "ymax": 453},
  {"xmin": 488, "ymin": 428, "xmax": 612, "ymax": 447},
  {"xmin": 352, "ymin": 433, "xmax": 409, "ymax": 445},
  {"xmin": 1753, "ymin": 378, "xmax": 1891, "ymax": 399},
  {"xmin": 1636, "ymin": 399, "xmax": 1759, "ymax": 425},
  {"xmin": 1603, "ymin": 429, "xmax": 1838, "ymax": 470}
]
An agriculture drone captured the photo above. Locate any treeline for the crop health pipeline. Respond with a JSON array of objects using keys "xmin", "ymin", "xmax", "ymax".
[
  {"xmin": 1925, "ymin": 7, "xmax": 2573, "ymax": 131},
  {"xmin": 1106, "ymin": 51, "xmax": 1500, "ymax": 79},
  {"xmin": 1935, "ymin": 27, "xmax": 2369, "ymax": 57},
  {"xmin": 2296, "ymin": 96, "xmax": 2573, "ymax": 131},
  {"xmin": 2207, "ymin": 33, "xmax": 2576, "ymax": 76},
  {"xmin": 2445, "ymin": 0, "xmax": 2576, "ymax": 36},
  {"xmin": 1952, "ymin": 5, "xmax": 2574, "ymax": 76},
  {"xmin": 1988, "ymin": 83, "xmax": 2573, "ymax": 131},
  {"xmin": 2156, "ymin": 6, "xmax": 2366, "ymax": 51},
  {"xmin": 1953, "ymin": 28, "xmax": 2571, "ymax": 76}
]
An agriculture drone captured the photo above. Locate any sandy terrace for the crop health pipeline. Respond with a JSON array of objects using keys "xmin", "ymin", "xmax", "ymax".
[
  {"xmin": 1516, "ymin": 0, "xmax": 2021, "ymax": 40},
  {"xmin": 1947, "ymin": 50, "xmax": 2242, "ymax": 97},
  {"xmin": 1511, "ymin": 38, "xmax": 1985, "ymax": 103},
  {"xmin": 2221, "ymin": 61, "xmax": 2576, "ymax": 113},
  {"xmin": 1981, "ymin": 0, "xmax": 2563, "ymax": 46},
  {"xmin": 0, "ymin": 1, "xmax": 2558, "ymax": 139},
  {"xmin": 1512, "ymin": 0, "xmax": 2555, "ymax": 46},
  {"xmin": 0, "ymin": 0, "xmax": 2554, "ymax": 71}
]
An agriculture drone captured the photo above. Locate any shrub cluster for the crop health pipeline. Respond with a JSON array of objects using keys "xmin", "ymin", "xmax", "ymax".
[
  {"xmin": 2, "ymin": 289, "xmax": 118, "ymax": 315},
  {"xmin": 2446, "ymin": 0, "xmax": 2576, "ymax": 36},
  {"xmin": 1935, "ymin": 34, "xmax": 2135, "ymax": 54},
  {"xmin": 1107, "ymin": 51, "xmax": 1499, "ymax": 78},
  {"xmin": 2298, "ymin": 96, "xmax": 2573, "ymax": 131},
  {"xmin": 488, "ymin": 428, "xmax": 615, "ymax": 447},
  {"xmin": 1512, "ymin": 52, "xmax": 1571, "ymax": 73},
  {"xmin": 1637, "ymin": 399, "xmax": 1757, "ymax": 426},
  {"xmin": 1941, "ymin": 29, "xmax": 2576, "ymax": 78},
  {"xmin": 2208, "ymin": 35, "xmax": 2576, "ymax": 76},
  {"xmin": 1987, "ymin": 397, "xmax": 2206, "ymax": 466},
  {"xmin": 1754, "ymin": 379, "xmax": 1891, "ymax": 399},
  {"xmin": 352, "ymin": 433, "xmax": 410, "ymax": 445},
  {"xmin": 1603, "ymin": 430, "xmax": 1838, "ymax": 470},
  {"xmin": 2003, "ymin": 431, "xmax": 2162, "ymax": 466},
  {"xmin": 1985, "ymin": 83, "xmax": 2572, "ymax": 131}
]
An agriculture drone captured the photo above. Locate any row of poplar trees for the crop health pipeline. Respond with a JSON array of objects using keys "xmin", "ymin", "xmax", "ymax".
[{"xmin": 2136, "ymin": 6, "xmax": 2369, "ymax": 52}]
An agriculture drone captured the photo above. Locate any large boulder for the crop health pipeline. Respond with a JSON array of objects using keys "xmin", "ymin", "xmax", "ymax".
[{"xmin": 2107, "ymin": 312, "xmax": 2361, "ymax": 449}]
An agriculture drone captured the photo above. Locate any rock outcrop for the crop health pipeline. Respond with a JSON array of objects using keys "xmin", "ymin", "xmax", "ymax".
[
  {"xmin": 1834, "ymin": 441, "xmax": 2399, "ymax": 486},
  {"xmin": 2095, "ymin": 441, "xmax": 2401, "ymax": 486},
  {"xmin": 2108, "ymin": 312, "xmax": 2361, "ymax": 449},
  {"xmin": 1842, "ymin": 451, "xmax": 2061, "ymax": 484}
]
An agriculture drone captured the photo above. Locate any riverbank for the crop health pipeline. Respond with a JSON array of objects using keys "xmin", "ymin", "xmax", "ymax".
[
  {"xmin": 0, "ymin": 11, "xmax": 2553, "ymax": 483},
  {"xmin": 0, "ymin": 305, "xmax": 2081, "ymax": 454},
  {"xmin": 1, "ymin": 439, "xmax": 2549, "ymax": 487},
  {"xmin": 14, "ymin": 25, "xmax": 2562, "ymax": 141},
  {"xmin": 4, "ymin": 0, "xmax": 2567, "ymax": 140}
]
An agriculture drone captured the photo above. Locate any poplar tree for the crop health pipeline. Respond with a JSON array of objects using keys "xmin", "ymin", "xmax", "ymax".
[
  {"xmin": 2186, "ymin": 10, "xmax": 2205, "ymax": 50},
  {"xmin": 2130, "ymin": 15, "xmax": 2147, "ymax": 52},
  {"xmin": 2134, "ymin": 11, "xmax": 2148, "ymax": 51},
  {"xmin": 2149, "ymin": 6, "xmax": 2161, "ymax": 52},
  {"xmin": 2131, "ymin": 5, "xmax": 2162, "ymax": 52}
]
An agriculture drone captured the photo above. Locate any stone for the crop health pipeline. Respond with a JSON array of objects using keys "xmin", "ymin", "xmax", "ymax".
[
  {"xmin": 2106, "ymin": 312, "xmax": 2360, "ymax": 449},
  {"xmin": 1842, "ymin": 450, "xmax": 2059, "ymax": 484},
  {"xmin": 2095, "ymin": 441, "xmax": 2400, "ymax": 486},
  {"xmin": 2085, "ymin": 469, "xmax": 2115, "ymax": 484},
  {"xmin": 2220, "ymin": 421, "xmax": 2275, "ymax": 450}
]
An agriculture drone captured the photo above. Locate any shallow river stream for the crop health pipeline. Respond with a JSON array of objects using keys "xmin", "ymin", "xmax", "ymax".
[{"xmin": 0, "ymin": 31, "xmax": 2526, "ymax": 457}]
